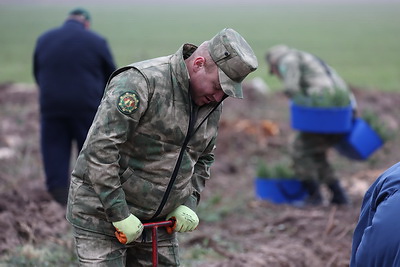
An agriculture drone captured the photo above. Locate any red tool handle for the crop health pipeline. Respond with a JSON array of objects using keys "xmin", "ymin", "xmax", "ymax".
[
  {"xmin": 143, "ymin": 220, "xmax": 175, "ymax": 228},
  {"xmin": 142, "ymin": 220, "xmax": 175, "ymax": 267}
]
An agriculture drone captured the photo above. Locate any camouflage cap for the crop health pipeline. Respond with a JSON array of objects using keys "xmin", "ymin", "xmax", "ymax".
[
  {"xmin": 69, "ymin": 7, "xmax": 91, "ymax": 22},
  {"xmin": 266, "ymin": 45, "xmax": 290, "ymax": 65},
  {"xmin": 208, "ymin": 28, "xmax": 258, "ymax": 99}
]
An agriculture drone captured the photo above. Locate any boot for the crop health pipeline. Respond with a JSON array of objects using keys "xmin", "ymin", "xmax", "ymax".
[
  {"xmin": 302, "ymin": 180, "xmax": 323, "ymax": 205},
  {"xmin": 49, "ymin": 187, "xmax": 69, "ymax": 206},
  {"xmin": 328, "ymin": 180, "xmax": 349, "ymax": 205}
]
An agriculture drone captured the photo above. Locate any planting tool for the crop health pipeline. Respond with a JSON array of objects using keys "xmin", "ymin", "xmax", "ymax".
[{"xmin": 143, "ymin": 219, "xmax": 175, "ymax": 267}]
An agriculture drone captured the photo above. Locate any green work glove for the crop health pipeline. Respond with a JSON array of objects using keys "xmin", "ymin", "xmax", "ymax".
[
  {"xmin": 166, "ymin": 205, "xmax": 199, "ymax": 233},
  {"xmin": 112, "ymin": 214, "xmax": 144, "ymax": 244}
]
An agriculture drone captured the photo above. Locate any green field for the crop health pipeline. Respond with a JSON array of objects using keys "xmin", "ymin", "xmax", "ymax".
[{"xmin": 1, "ymin": 2, "xmax": 399, "ymax": 91}]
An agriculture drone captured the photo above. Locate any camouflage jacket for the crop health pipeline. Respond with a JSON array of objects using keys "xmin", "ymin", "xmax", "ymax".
[
  {"xmin": 277, "ymin": 49, "xmax": 356, "ymax": 108},
  {"xmin": 66, "ymin": 44, "xmax": 222, "ymax": 236}
]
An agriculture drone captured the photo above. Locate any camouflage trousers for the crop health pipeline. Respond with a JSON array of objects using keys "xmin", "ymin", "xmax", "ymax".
[
  {"xmin": 73, "ymin": 226, "xmax": 180, "ymax": 267},
  {"xmin": 291, "ymin": 132, "xmax": 344, "ymax": 184}
]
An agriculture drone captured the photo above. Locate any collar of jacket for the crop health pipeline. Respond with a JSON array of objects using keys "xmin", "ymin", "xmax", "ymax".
[
  {"xmin": 64, "ymin": 19, "xmax": 86, "ymax": 29},
  {"xmin": 170, "ymin": 43, "xmax": 197, "ymax": 100}
]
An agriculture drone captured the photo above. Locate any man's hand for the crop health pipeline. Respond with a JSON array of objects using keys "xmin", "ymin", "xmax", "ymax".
[
  {"xmin": 166, "ymin": 205, "xmax": 199, "ymax": 233},
  {"xmin": 112, "ymin": 214, "xmax": 143, "ymax": 244}
]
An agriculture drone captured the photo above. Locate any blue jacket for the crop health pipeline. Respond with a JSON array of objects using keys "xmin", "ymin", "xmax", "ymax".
[
  {"xmin": 33, "ymin": 19, "xmax": 116, "ymax": 117},
  {"xmin": 350, "ymin": 162, "xmax": 400, "ymax": 267}
]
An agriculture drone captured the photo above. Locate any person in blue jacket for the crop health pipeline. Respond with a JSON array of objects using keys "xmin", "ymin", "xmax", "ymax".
[
  {"xmin": 33, "ymin": 8, "xmax": 116, "ymax": 205},
  {"xmin": 350, "ymin": 162, "xmax": 400, "ymax": 266}
]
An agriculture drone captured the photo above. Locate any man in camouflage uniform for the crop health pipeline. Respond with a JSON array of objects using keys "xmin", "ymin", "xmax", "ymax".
[
  {"xmin": 265, "ymin": 45, "xmax": 357, "ymax": 205},
  {"xmin": 66, "ymin": 28, "xmax": 258, "ymax": 266}
]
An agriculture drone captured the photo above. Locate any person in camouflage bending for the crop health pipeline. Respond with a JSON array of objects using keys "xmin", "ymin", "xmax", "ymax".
[
  {"xmin": 265, "ymin": 45, "xmax": 357, "ymax": 206},
  {"xmin": 66, "ymin": 28, "xmax": 258, "ymax": 266}
]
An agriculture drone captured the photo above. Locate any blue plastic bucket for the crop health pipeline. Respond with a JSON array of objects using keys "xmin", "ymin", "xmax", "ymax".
[
  {"xmin": 290, "ymin": 101, "xmax": 353, "ymax": 133},
  {"xmin": 336, "ymin": 118, "xmax": 383, "ymax": 160},
  {"xmin": 254, "ymin": 177, "xmax": 307, "ymax": 204}
]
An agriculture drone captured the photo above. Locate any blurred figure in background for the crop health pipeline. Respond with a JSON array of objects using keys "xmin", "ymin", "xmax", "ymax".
[
  {"xmin": 265, "ymin": 45, "xmax": 357, "ymax": 206},
  {"xmin": 351, "ymin": 162, "xmax": 400, "ymax": 266},
  {"xmin": 33, "ymin": 8, "xmax": 116, "ymax": 205}
]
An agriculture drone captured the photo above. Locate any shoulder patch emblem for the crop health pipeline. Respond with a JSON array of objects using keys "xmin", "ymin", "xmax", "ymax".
[{"xmin": 117, "ymin": 92, "xmax": 140, "ymax": 115}]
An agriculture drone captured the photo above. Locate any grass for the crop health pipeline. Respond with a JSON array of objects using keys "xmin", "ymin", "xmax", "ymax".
[
  {"xmin": 0, "ymin": 2, "xmax": 400, "ymax": 90},
  {"xmin": 0, "ymin": 241, "xmax": 78, "ymax": 267}
]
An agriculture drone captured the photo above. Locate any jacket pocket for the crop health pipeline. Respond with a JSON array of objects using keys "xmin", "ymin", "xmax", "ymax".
[
  {"xmin": 120, "ymin": 167, "xmax": 194, "ymax": 218},
  {"xmin": 120, "ymin": 168, "xmax": 165, "ymax": 217}
]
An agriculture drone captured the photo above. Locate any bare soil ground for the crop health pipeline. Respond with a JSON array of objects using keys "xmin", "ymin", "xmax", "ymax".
[{"xmin": 0, "ymin": 81, "xmax": 399, "ymax": 266}]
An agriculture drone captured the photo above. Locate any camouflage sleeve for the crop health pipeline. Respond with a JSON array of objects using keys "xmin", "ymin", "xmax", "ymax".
[
  {"xmin": 279, "ymin": 55, "xmax": 302, "ymax": 97},
  {"xmin": 84, "ymin": 68, "xmax": 150, "ymax": 222},
  {"xmin": 184, "ymin": 136, "xmax": 217, "ymax": 211}
]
